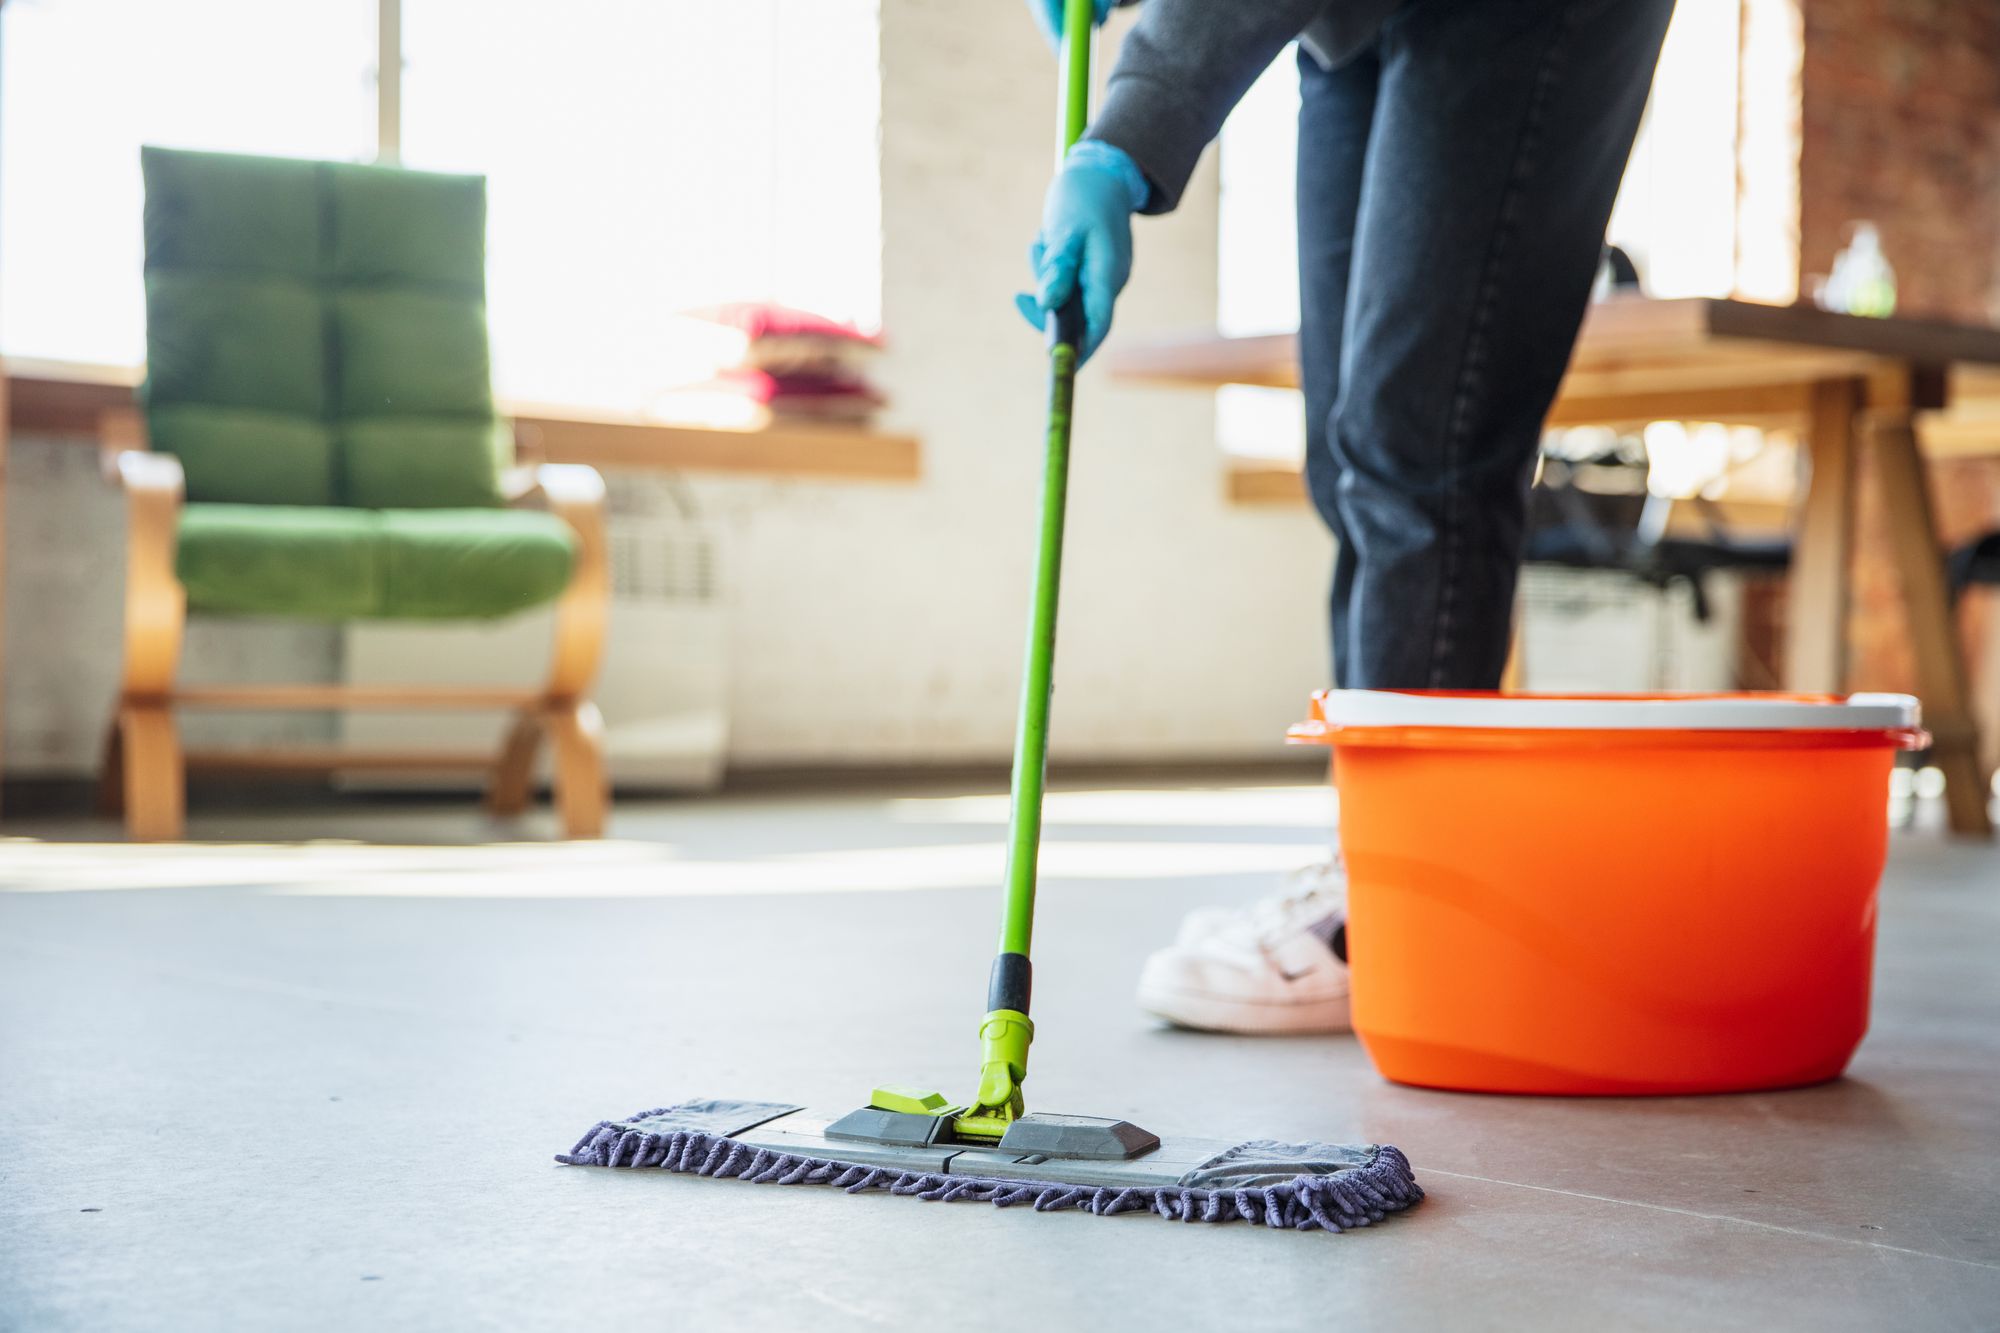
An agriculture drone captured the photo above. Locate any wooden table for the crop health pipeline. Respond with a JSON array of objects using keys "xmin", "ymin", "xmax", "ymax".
[{"xmin": 1110, "ymin": 296, "xmax": 2000, "ymax": 836}]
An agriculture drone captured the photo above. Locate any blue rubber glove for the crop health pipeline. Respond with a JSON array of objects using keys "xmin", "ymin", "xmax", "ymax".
[
  {"xmin": 1027, "ymin": 0, "xmax": 1113, "ymax": 51},
  {"xmin": 1014, "ymin": 140, "xmax": 1150, "ymax": 365}
]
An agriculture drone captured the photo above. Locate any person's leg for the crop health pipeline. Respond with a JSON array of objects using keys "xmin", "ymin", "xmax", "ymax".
[
  {"xmin": 1138, "ymin": 0, "xmax": 1674, "ymax": 1034},
  {"xmin": 1330, "ymin": 0, "xmax": 1675, "ymax": 689},
  {"xmin": 1295, "ymin": 43, "xmax": 1381, "ymax": 688}
]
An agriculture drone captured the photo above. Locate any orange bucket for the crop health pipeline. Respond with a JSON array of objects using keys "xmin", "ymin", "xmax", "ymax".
[{"xmin": 1290, "ymin": 691, "xmax": 1927, "ymax": 1095}]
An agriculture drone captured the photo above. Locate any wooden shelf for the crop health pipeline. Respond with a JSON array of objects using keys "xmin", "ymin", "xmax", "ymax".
[
  {"xmin": 1226, "ymin": 460, "xmax": 1310, "ymax": 506},
  {"xmin": 1, "ymin": 356, "xmax": 920, "ymax": 482},
  {"xmin": 1, "ymin": 356, "xmax": 139, "ymax": 434},
  {"xmin": 519, "ymin": 406, "xmax": 919, "ymax": 481}
]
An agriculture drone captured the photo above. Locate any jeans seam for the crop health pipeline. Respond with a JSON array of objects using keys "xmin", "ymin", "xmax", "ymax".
[{"xmin": 1428, "ymin": 0, "xmax": 1579, "ymax": 687}]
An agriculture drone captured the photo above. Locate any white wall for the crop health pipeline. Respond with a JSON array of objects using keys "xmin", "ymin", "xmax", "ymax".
[
  {"xmin": 2, "ymin": 437, "xmax": 343, "ymax": 775},
  {"xmin": 2, "ymin": 0, "xmax": 1334, "ymax": 775}
]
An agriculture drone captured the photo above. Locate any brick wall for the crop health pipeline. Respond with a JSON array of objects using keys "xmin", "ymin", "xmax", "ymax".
[
  {"xmin": 1799, "ymin": 0, "xmax": 2000, "ymax": 322},
  {"xmin": 1797, "ymin": 0, "xmax": 2000, "ymax": 693}
]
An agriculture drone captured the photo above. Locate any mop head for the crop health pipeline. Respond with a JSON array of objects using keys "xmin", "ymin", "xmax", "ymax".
[{"xmin": 558, "ymin": 1100, "xmax": 1422, "ymax": 1232}]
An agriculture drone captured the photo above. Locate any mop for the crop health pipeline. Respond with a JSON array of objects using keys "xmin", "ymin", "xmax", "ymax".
[{"xmin": 556, "ymin": 0, "xmax": 1423, "ymax": 1232}]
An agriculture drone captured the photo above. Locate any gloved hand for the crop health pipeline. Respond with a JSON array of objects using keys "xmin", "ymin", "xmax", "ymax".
[
  {"xmin": 1026, "ymin": 0, "xmax": 1113, "ymax": 52},
  {"xmin": 1014, "ymin": 140, "xmax": 1150, "ymax": 365}
]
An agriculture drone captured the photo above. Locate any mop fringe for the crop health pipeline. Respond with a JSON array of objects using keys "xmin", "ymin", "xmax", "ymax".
[{"xmin": 558, "ymin": 1108, "xmax": 1423, "ymax": 1232}]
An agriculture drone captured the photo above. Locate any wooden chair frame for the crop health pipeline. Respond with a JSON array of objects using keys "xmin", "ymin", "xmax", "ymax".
[{"xmin": 97, "ymin": 408, "xmax": 612, "ymax": 840}]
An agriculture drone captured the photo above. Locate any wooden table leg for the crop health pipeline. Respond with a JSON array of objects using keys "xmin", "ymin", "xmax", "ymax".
[
  {"xmin": 546, "ymin": 700, "xmax": 608, "ymax": 839},
  {"xmin": 118, "ymin": 705, "xmax": 185, "ymax": 841},
  {"xmin": 1869, "ymin": 412, "xmax": 1994, "ymax": 837},
  {"xmin": 1979, "ymin": 599, "xmax": 2000, "ymax": 782},
  {"xmin": 1501, "ymin": 603, "xmax": 1526, "ymax": 693},
  {"xmin": 0, "ymin": 366, "xmax": 8, "ymax": 822},
  {"xmin": 1785, "ymin": 378, "xmax": 1863, "ymax": 692},
  {"xmin": 485, "ymin": 709, "xmax": 542, "ymax": 817}
]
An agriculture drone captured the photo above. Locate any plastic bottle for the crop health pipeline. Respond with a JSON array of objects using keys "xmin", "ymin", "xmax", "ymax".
[{"xmin": 1827, "ymin": 223, "xmax": 1897, "ymax": 318}]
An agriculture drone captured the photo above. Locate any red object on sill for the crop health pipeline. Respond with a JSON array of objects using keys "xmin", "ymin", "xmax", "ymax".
[{"xmin": 689, "ymin": 302, "xmax": 882, "ymax": 348}]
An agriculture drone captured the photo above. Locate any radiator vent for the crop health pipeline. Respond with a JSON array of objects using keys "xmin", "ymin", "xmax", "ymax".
[
  {"xmin": 609, "ymin": 528, "xmax": 716, "ymax": 603},
  {"xmin": 606, "ymin": 475, "xmax": 717, "ymax": 603}
]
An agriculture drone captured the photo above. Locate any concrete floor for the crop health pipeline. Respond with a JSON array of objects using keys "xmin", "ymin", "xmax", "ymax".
[{"xmin": 2, "ymin": 777, "xmax": 1997, "ymax": 1331}]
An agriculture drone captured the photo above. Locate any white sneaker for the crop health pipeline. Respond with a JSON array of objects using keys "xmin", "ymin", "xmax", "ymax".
[
  {"xmin": 1172, "ymin": 857, "xmax": 1348, "ymax": 947},
  {"xmin": 1137, "ymin": 858, "xmax": 1352, "ymax": 1035}
]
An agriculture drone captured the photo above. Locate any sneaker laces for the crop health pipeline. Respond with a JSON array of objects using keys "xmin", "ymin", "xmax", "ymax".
[{"xmin": 1245, "ymin": 856, "xmax": 1347, "ymax": 947}]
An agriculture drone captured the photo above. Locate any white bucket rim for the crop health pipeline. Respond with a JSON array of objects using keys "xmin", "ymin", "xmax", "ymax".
[{"xmin": 1311, "ymin": 690, "xmax": 1922, "ymax": 733}]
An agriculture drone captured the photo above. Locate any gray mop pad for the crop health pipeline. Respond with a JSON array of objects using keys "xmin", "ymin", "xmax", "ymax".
[{"xmin": 557, "ymin": 1100, "xmax": 1423, "ymax": 1232}]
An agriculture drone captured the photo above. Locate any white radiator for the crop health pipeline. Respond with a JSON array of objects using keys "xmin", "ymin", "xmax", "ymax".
[
  {"xmin": 341, "ymin": 474, "xmax": 729, "ymax": 791},
  {"xmin": 1519, "ymin": 567, "xmax": 1740, "ymax": 693}
]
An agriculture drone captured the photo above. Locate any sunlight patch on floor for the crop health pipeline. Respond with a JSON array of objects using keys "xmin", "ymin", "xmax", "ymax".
[
  {"xmin": 0, "ymin": 838, "xmax": 674, "ymax": 893},
  {"xmin": 889, "ymin": 785, "xmax": 1335, "ymax": 828},
  {"xmin": 0, "ymin": 836, "xmax": 1325, "ymax": 898}
]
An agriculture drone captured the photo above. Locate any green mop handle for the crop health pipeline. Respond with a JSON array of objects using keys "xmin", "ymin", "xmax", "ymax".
[{"xmin": 970, "ymin": 0, "xmax": 1095, "ymax": 1128}]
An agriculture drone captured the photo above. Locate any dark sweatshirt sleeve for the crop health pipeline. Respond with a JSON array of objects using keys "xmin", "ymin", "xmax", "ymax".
[{"xmin": 1088, "ymin": 0, "xmax": 1332, "ymax": 214}]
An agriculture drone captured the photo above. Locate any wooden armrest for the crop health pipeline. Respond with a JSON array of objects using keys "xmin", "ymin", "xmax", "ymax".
[
  {"xmin": 98, "ymin": 406, "xmax": 151, "ymax": 482},
  {"xmin": 108, "ymin": 446, "xmax": 185, "ymax": 502},
  {"xmin": 504, "ymin": 461, "xmax": 606, "ymax": 512},
  {"xmin": 531, "ymin": 462, "xmax": 606, "ymax": 509},
  {"xmin": 106, "ymin": 444, "xmax": 185, "ymax": 699},
  {"xmin": 512, "ymin": 419, "xmax": 547, "ymax": 467},
  {"xmin": 499, "ymin": 464, "xmax": 542, "ymax": 504},
  {"xmin": 512, "ymin": 463, "xmax": 608, "ymax": 700}
]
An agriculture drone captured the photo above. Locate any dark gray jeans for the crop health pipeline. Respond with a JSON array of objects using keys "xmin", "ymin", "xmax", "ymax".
[{"xmin": 1297, "ymin": 0, "xmax": 1674, "ymax": 688}]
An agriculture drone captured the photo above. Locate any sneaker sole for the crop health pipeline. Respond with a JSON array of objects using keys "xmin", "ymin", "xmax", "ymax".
[{"xmin": 1135, "ymin": 983, "xmax": 1352, "ymax": 1036}]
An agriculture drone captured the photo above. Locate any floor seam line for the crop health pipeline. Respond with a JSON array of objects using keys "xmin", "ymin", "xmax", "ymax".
[{"xmin": 1419, "ymin": 1166, "xmax": 2000, "ymax": 1271}]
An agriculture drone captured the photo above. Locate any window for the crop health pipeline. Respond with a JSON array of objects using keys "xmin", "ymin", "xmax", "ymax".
[
  {"xmin": 1214, "ymin": 2, "xmax": 1749, "ymax": 461},
  {"xmin": 1, "ymin": 0, "xmax": 882, "ymax": 415},
  {"xmin": 0, "ymin": 0, "xmax": 376, "ymax": 364},
  {"xmin": 1604, "ymin": 0, "xmax": 1743, "ymax": 300},
  {"xmin": 399, "ymin": 0, "xmax": 881, "ymax": 412},
  {"xmin": 1214, "ymin": 49, "xmax": 1303, "ymax": 464}
]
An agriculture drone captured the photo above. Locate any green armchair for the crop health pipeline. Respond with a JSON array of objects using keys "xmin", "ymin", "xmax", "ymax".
[{"xmin": 101, "ymin": 147, "xmax": 609, "ymax": 839}]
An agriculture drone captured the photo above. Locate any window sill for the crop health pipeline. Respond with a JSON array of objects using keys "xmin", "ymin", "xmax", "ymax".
[
  {"xmin": 1225, "ymin": 459, "xmax": 1309, "ymax": 506},
  {"xmin": 1, "ymin": 356, "xmax": 921, "ymax": 483}
]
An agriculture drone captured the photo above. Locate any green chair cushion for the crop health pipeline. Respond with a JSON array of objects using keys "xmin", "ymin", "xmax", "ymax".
[
  {"xmin": 148, "ymin": 406, "xmax": 338, "ymax": 507},
  {"xmin": 326, "ymin": 161, "xmax": 486, "ymax": 291},
  {"xmin": 177, "ymin": 504, "xmax": 575, "ymax": 621},
  {"xmin": 141, "ymin": 149, "xmax": 320, "ymax": 277},
  {"xmin": 143, "ymin": 271, "xmax": 328, "ymax": 419},
  {"xmin": 176, "ymin": 505, "xmax": 381, "ymax": 619},
  {"xmin": 140, "ymin": 146, "xmax": 504, "ymax": 512},
  {"xmin": 332, "ymin": 289, "xmax": 494, "ymax": 422},
  {"xmin": 342, "ymin": 417, "xmax": 509, "ymax": 510},
  {"xmin": 378, "ymin": 509, "xmax": 576, "ymax": 619}
]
